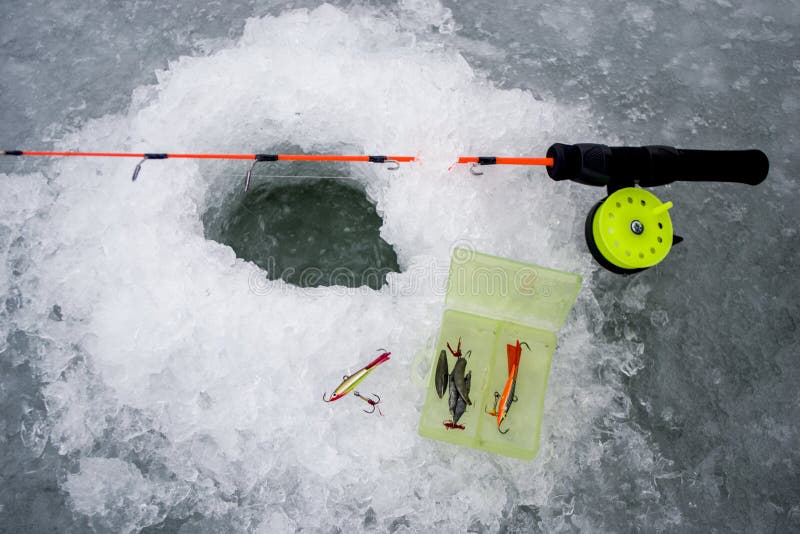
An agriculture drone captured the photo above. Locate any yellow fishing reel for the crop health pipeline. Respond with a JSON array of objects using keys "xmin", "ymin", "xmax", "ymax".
[
  {"xmin": 585, "ymin": 188, "xmax": 679, "ymax": 274},
  {"xmin": 546, "ymin": 142, "xmax": 769, "ymax": 274}
]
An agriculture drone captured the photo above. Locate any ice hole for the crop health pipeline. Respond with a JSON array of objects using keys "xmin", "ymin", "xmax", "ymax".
[{"xmin": 202, "ymin": 158, "xmax": 400, "ymax": 289}]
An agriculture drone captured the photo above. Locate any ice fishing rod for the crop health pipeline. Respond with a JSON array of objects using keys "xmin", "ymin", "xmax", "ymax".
[
  {"xmin": 0, "ymin": 150, "xmax": 418, "ymax": 190},
  {"xmin": 1, "ymin": 144, "xmax": 769, "ymax": 274},
  {"xmin": 0, "ymin": 150, "xmax": 553, "ymax": 190}
]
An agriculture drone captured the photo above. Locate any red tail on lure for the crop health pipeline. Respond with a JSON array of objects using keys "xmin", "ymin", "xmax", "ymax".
[
  {"xmin": 446, "ymin": 337, "xmax": 463, "ymax": 358},
  {"xmin": 322, "ymin": 350, "xmax": 391, "ymax": 403},
  {"xmin": 364, "ymin": 351, "xmax": 391, "ymax": 370},
  {"xmin": 507, "ymin": 340, "xmax": 523, "ymax": 381}
]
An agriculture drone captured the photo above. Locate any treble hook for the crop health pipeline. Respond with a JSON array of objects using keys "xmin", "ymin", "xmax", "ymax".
[
  {"xmin": 486, "ymin": 391, "xmax": 500, "ymax": 415},
  {"xmin": 385, "ymin": 160, "xmax": 400, "ymax": 171},
  {"xmin": 446, "ymin": 337, "xmax": 462, "ymax": 358},
  {"xmin": 470, "ymin": 163, "xmax": 484, "ymax": 176},
  {"xmin": 131, "ymin": 158, "xmax": 148, "ymax": 182},
  {"xmin": 353, "ymin": 391, "xmax": 382, "ymax": 415},
  {"xmin": 488, "ymin": 392, "xmax": 512, "ymax": 434}
]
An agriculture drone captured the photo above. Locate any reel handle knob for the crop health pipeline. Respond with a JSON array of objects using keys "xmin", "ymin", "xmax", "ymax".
[{"xmin": 546, "ymin": 143, "xmax": 769, "ymax": 189}]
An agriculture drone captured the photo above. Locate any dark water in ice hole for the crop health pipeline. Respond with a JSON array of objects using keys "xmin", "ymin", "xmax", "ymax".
[{"xmin": 205, "ymin": 174, "xmax": 400, "ymax": 290}]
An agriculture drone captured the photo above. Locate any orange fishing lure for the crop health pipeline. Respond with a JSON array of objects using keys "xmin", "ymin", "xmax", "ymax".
[{"xmin": 487, "ymin": 340, "xmax": 529, "ymax": 434}]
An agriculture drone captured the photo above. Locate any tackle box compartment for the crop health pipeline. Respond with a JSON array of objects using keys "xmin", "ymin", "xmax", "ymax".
[{"xmin": 418, "ymin": 248, "xmax": 582, "ymax": 460}]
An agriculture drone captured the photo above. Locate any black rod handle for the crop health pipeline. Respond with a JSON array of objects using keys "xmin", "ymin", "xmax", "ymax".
[{"xmin": 546, "ymin": 143, "xmax": 769, "ymax": 188}]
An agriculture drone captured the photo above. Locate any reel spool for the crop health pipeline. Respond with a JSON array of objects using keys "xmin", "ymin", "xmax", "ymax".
[
  {"xmin": 585, "ymin": 188, "xmax": 675, "ymax": 275},
  {"xmin": 546, "ymin": 142, "xmax": 769, "ymax": 274}
]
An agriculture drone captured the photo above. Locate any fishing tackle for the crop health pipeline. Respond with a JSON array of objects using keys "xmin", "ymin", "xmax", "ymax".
[
  {"xmin": 0, "ymin": 150, "xmax": 413, "ymax": 191},
  {"xmin": 434, "ymin": 349, "xmax": 448, "ymax": 398},
  {"xmin": 353, "ymin": 391, "xmax": 383, "ymax": 415},
  {"xmin": 2, "ymin": 143, "xmax": 768, "ymax": 272},
  {"xmin": 242, "ymin": 154, "xmax": 405, "ymax": 191},
  {"xmin": 444, "ymin": 370, "xmax": 471, "ymax": 430},
  {"xmin": 447, "ymin": 372, "xmax": 458, "ymax": 422},
  {"xmin": 453, "ymin": 371, "xmax": 471, "ymax": 423},
  {"xmin": 452, "ymin": 357, "xmax": 472, "ymax": 406},
  {"xmin": 446, "ymin": 337, "xmax": 463, "ymax": 358},
  {"xmin": 440, "ymin": 337, "xmax": 472, "ymax": 403},
  {"xmin": 545, "ymin": 143, "xmax": 768, "ymax": 274},
  {"xmin": 322, "ymin": 350, "xmax": 390, "ymax": 403},
  {"xmin": 456, "ymin": 157, "xmax": 553, "ymax": 176},
  {"xmin": 442, "ymin": 337, "xmax": 472, "ymax": 431},
  {"xmin": 487, "ymin": 340, "xmax": 529, "ymax": 434}
]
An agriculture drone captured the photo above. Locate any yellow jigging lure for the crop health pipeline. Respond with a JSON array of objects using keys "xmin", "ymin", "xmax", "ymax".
[{"xmin": 322, "ymin": 351, "xmax": 390, "ymax": 414}]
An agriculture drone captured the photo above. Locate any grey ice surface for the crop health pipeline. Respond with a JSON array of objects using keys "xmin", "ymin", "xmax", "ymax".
[{"xmin": 1, "ymin": 1, "xmax": 798, "ymax": 532}]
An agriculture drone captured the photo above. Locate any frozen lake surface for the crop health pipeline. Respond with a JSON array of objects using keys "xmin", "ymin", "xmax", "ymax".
[{"xmin": 1, "ymin": 1, "xmax": 798, "ymax": 532}]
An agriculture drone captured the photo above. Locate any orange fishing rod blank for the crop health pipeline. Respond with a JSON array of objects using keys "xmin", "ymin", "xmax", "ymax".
[
  {"xmin": 168, "ymin": 153, "xmax": 255, "ymax": 160},
  {"xmin": 276, "ymin": 155, "xmax": 416, "ymax": 162},
  {"xmin": 496, "ymin": 157, "xmax": 553, "ymax": 166},
  {"xmin": 9, "ymin": 152, "xmax": 553, "ymax": 166},
  {"xmin": 456, "ymin": 156, "xmax": 553, "ymax": 166},
  {"xmin": 278, "ymin": 154, "xmax": 370, "ymax": 162},
  {"xmin": 10, "ymin": 151, "xmax": 417, "ymax": 162},
  {"xmin": 22, "ymin": 151, "xmax": 148, "ymax": 158}
]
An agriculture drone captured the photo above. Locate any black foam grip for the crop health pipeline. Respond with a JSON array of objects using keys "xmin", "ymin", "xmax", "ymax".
[
  {"xmin": 546, "ymin": 143, "xmax": 769, "ymax": 188},
  {"xmin": 656, "ymin": 148, "xmax": 769, "ymax": 186}
]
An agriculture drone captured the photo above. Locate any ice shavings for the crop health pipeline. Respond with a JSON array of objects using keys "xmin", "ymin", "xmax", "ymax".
[{"xmin": 1, "ymin": 4, "xmax": 673, "ymax": 531}]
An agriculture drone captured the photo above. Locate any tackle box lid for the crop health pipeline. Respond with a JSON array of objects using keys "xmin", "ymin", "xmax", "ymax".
[{"xmin": 444, "ymin": 248, "xmax": 583, "ymax": 332}]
